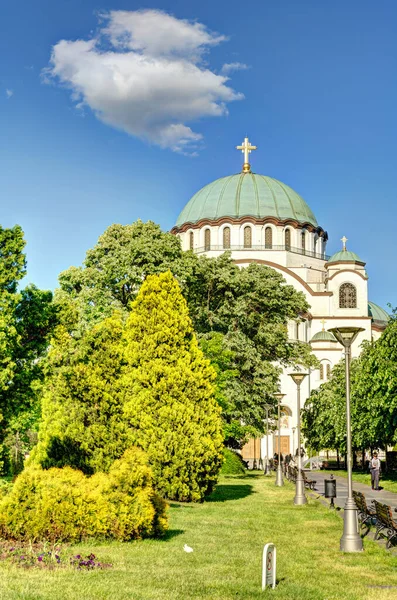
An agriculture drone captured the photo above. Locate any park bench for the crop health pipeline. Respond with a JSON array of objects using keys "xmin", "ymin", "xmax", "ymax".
[
  {"xmin": 302, "ymin": 470, "xmax": 316, "ymax": 490},
  {"xmin": 352, "ymin": 490, "xmax": 376, "ymax": 531},
  {"xmin": 373, "ymin": 500, "xmax": 397, "ymax": 549}
]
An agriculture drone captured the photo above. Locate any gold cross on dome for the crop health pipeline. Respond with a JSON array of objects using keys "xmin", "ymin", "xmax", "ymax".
[
  {"xmin": 320, "ymin": 319, "xmax": 327, "ymax": 331},
  {"xmin": 236, "ymin": 137, "xmax": 257, "ymax": 173},
  {"xmin": 341, "ymin": 236, "xmax": 348, "ymax": 251}
]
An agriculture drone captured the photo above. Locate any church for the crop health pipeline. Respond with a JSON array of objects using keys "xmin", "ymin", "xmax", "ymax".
[{"xmin": 171, "ymin": 138, "xmax": 388, "ymax": 465}]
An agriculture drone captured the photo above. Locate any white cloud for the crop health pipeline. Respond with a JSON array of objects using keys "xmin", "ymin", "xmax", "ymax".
[
  {"xmin": 221, "ymin": 62, "xmax": 250, "ymax": 74},
  {"xmin": 5, "ymin": 89, "xmax": 14, "ymax": 99},
  {"xmin": 44, "ymin": 10, "xmax": 244, "ymax": 154}
]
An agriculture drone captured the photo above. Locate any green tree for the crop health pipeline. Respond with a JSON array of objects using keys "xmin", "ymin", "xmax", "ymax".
[
  {"xmin": 0, "ymin": 226, "xmax": 56, "ymax": 474},
  {"xmin": 121, "ymin": 271, "xmax": 224, "ymax": 502},
  {"xmin": 353, "ymin": 314, "xmax": 397, "ymax": 449},
  {"xmin": 302, "ymin": 354, "xmax": 386, "ymax": 457},
  {"xmin": 53, "ymin": 221, "xmax": 316, "ymax": 447},
  {"xmin": 55, "ymin": 220, "xmax": 191, "ymax": 331},
  {"xmin": 188, "ymin": 255, "xmax": 316, "ymax": 443},
  {"xmin": 33, "ymin": 313, "xmax": 130, "ymax": 474}
]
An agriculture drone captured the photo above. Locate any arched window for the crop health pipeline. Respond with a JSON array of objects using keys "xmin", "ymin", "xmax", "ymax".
[
  {"xmin": 339, "ymin": 283, "xmax": 357, "ymax": 308},
  {"xmin": 223, "ymin": 226, "xmax": 231, "ymax": 249},
  {"xmin": 204, "ymin": 229, "xmax": 211, "ymax": 251},
  {"xmin": 189, "ymin": 231, "xmax": 194, "ymax": 250},
  {"xmin": 319, "ymin": 363, "xmax": 324, "ymax": 380},
  {"xmin": 285, "ymin": 229, "xmax": 291, "ymax": 250},
  {"xmin": 326, "ymin": 364, "xmax": 331, "ymax": 380},
  {"xmin": 301, "ymin": 231, "xmax": 306, "ymax": 254},
  {"xmin": 265, "ymin": 227, "xmax": 273, "ymax": 249},
  {"xmin": 244, "ymin": 226, "xmax": 252, "ymax": 248}
]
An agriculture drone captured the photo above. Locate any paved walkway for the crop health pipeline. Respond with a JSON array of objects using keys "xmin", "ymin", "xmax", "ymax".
[{"xmin": 309, "ymin": 471, "xmax": 397, "ymax": 510}]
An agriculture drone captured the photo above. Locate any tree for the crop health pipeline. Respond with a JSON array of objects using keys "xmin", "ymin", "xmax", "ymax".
[
  {"xmin": 0, "ymin": 226, "xmax": 57, "ymax": 474},
  {"xmin": 353, "ymin": 314, "xmax": 397, "ymax": 449},
  {"xmin": 55, "ymin": 220, "xmax": 191, "ymax": 331},
  {"xmin": 187, "ymin": 255, "xmax": 316, "ymax": 443},
  {"xmin": 121, "ymin": 271, "xmax": 224, "ymax": 502},
  {"xmin": 302, "ymin": 349, "xmax": 391, "ymax": 458},
  {"xmin": 33, "ymin": 313, "xmax": 130, "ymax": 474},
  {"xmin": 53, "ymin": 221, "xmax": 316, "ymax": 447}
]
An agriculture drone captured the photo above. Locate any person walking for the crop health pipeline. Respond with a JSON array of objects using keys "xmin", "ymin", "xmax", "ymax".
[{"xmin": 370, "ymin": 452, "xmax": 381, "ymax": 490}]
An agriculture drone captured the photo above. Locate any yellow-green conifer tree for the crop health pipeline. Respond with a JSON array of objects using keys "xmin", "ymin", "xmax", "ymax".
[
  {"xmin": 121, "ymin": 271, "xmax": 224, "ymax": 502},
  {"xmin": 33, "ymin": 312, "xmax": 131, "ymax": 473}
]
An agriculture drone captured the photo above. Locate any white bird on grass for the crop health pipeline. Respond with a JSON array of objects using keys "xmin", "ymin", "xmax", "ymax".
[{"xmin": 183, "ymin": 544, "xmax": 194, "ymax": 553}]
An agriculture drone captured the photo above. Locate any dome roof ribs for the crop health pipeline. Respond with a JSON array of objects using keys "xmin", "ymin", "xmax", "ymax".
[{"xmin": 175, "ymin": 173, "xmax": 319, "ymax": 229}]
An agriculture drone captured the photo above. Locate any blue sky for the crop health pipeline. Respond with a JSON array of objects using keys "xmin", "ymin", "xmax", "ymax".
[{"xmin": 0, "ymin": 0, "xmax": 396, "ymax": 309}]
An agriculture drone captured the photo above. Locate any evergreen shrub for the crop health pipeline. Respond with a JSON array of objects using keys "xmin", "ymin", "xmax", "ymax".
[
  {"xmin": 221, "ymin": 449, "xmax": 247, "ymax": 476},
  {"xmin": 0, "ymin": 448, "xmax": 167, "ymax": 542},
  {"xmin": 122, "ymin": 271, "xmax": 224, "ymax": 502}
]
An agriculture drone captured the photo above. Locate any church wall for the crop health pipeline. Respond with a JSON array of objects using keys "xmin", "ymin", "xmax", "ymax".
[{"xmin": 326, "ymin": 268, "xmax": 368, "ymax": 318}]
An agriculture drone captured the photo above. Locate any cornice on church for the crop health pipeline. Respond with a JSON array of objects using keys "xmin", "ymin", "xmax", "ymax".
[{"xmin": 171, "ymin": 216, "xmax": 328, "ymax": 238}]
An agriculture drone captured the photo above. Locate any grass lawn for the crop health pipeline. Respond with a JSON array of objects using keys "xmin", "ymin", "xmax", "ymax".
[
  {"xmin": 0, "ymin": 474, "xmax": 397, "ymax": 600},
  {"xmin": 333, "ymin": 470, "xmax": 397, "ymax": 494}
]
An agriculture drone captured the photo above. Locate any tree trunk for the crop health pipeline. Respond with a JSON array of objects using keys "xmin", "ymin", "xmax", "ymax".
[{"xmin": 336, "ymin": 449, "xmax": 340, "ymax": 470}]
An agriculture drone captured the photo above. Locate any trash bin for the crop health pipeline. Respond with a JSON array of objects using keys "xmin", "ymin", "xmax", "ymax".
[{"xmin": 324, "ymin": 475, "xmax": 337, "ymax": 508}]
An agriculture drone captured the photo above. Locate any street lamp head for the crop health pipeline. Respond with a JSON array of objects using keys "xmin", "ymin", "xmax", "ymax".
[
  {"xmin": 289, "ymin": 372, "xmax": 308, "ymax": 386},
  {"xmin": 328, "ymin": 327, "xmax": 365, "ymax": 348},
  {"xmin": 273, "ymin": 393, "xmax": 286, "ymax": 401},
  {"xmin": 292, "ymin": 427, "xmax": 296, "ymax": 433}
]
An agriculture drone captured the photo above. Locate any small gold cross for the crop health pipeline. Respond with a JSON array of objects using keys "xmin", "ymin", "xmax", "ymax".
[
  {"xmin": 320, "ymin": 319, "xmax": 327, "ymax": 331},
  {"xmin": 341, "ymin": 236, "xmax": 348, "ymax": 251}
]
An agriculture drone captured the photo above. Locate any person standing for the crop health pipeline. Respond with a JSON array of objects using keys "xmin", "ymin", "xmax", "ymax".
[{"xmin": 370, "ymin": 452, "xmax": 381, "ymax": 490}]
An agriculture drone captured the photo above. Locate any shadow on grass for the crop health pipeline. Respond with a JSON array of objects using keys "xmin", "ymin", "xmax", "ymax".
[
  {"xmin": 207, "ymin": 484, "xmax": 254, "ymax": 503},
  {"xmin": 159, "ymin": 529, "xmax": 185, "ymax": 542}
]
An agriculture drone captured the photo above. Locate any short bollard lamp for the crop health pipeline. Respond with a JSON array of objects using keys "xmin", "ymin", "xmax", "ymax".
[
  {"xmin": 263, "ymin": 404, "xmax": 272, "ymax": 476},
  {"xmin": 328, "ymin": 326, "xmax": 364, "ymax": 552},
  {"xmin": 289, "ymin": 372, "xmax": 308, "ymax": 505},
  {"xmin": 324, "ymin": 474, "xmax": 337, "ymax": 509},
  {"xmin": 274, "ymin": 393, "xmax": 286, "ymax": 487}
]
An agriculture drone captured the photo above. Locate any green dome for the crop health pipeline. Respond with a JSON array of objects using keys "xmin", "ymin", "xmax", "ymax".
[
  {"xmin": 368, "ymin": 302, "xmax": 389, "ymax": 326},
  {"xmin": 176, "ymin": 173, "xmax": 318, "ymax": 227},
  {"xmin": 327, "ymin": 250, "xmax": 364, "ymax": 264},
  {"xmin": 310, "ymin": 330, "xmax": 338, "ymax": 343}
]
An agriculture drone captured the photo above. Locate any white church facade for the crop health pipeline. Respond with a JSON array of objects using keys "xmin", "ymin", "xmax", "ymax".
[{"xmin": 171, "ymin": 138, "xmax": 388, "ymax": 465}]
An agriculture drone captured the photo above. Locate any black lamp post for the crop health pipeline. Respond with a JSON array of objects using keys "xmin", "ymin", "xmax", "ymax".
[{"xmin": 328, "ymin": 326, "xmax": 364, "ymax": 552}]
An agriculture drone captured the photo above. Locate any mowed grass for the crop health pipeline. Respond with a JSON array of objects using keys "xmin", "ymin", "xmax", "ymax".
[
  {"xmin": 335, "ymin": 469, "xmax": 397, "ymax": 494},
  {"xmin": 0, "ymin": 474, "xmax": 397, "ymax": 599}
]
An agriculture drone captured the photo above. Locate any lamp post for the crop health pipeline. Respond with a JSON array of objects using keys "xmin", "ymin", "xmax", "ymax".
[
  {"xmin": 289, "ymin": 373, "xmax": 308, "ymax": 505},
  {"xmin": 274, "ymin": 393, "xmax": 286, "ymax": 486},
  {"xmin": 264, "ymin": 404, "xmax": 272, "ymax": 476},
  {"xmin": 292, "ymin": 427, "xmax": 296, "ymax": 457},
  {"xmin": 328, "ymin": 326, "xmax": 364, "ymax": 552}
]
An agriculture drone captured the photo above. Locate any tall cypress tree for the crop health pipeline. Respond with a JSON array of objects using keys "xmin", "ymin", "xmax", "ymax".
[{"xmin": 121, "ymin": 271, "xmax": 224, "ymax": 502}]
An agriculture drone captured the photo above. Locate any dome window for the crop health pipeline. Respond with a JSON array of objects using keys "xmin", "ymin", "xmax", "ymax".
[
  {"xmin": 301, "ymin": 230, "xmax": 306, "ymax": 254},
  {"xmin": 204, "ymin": 229, "xmax": 211, "ymax": 251},
  {"xmin": 326, "ymin": 364, "xmax": 331, "ymax": 379},
  {"xmin": 285, "ymin": 229, "xmax": 291, "ymax": 250},
  {"xmin": 265, "ymin": 227, "xmax": 273, "ymax": 249},
  {"xmin": 223, "ymin": 227, "xmax": 231, "ymax": 250},
  {"xmin": 339, "ymin": 283, "xmax": 357, "ymax": 309},
  {"xmin": 189, "ymin": 231, "xmax": 194, "ymax": 250},
  {"xmin": 243, "ymin": 226, "xmax": 252, "ymax": 249},
  {"xmin": 319, "ymin": 363, "xmax": 324, "ymax": 380}
]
